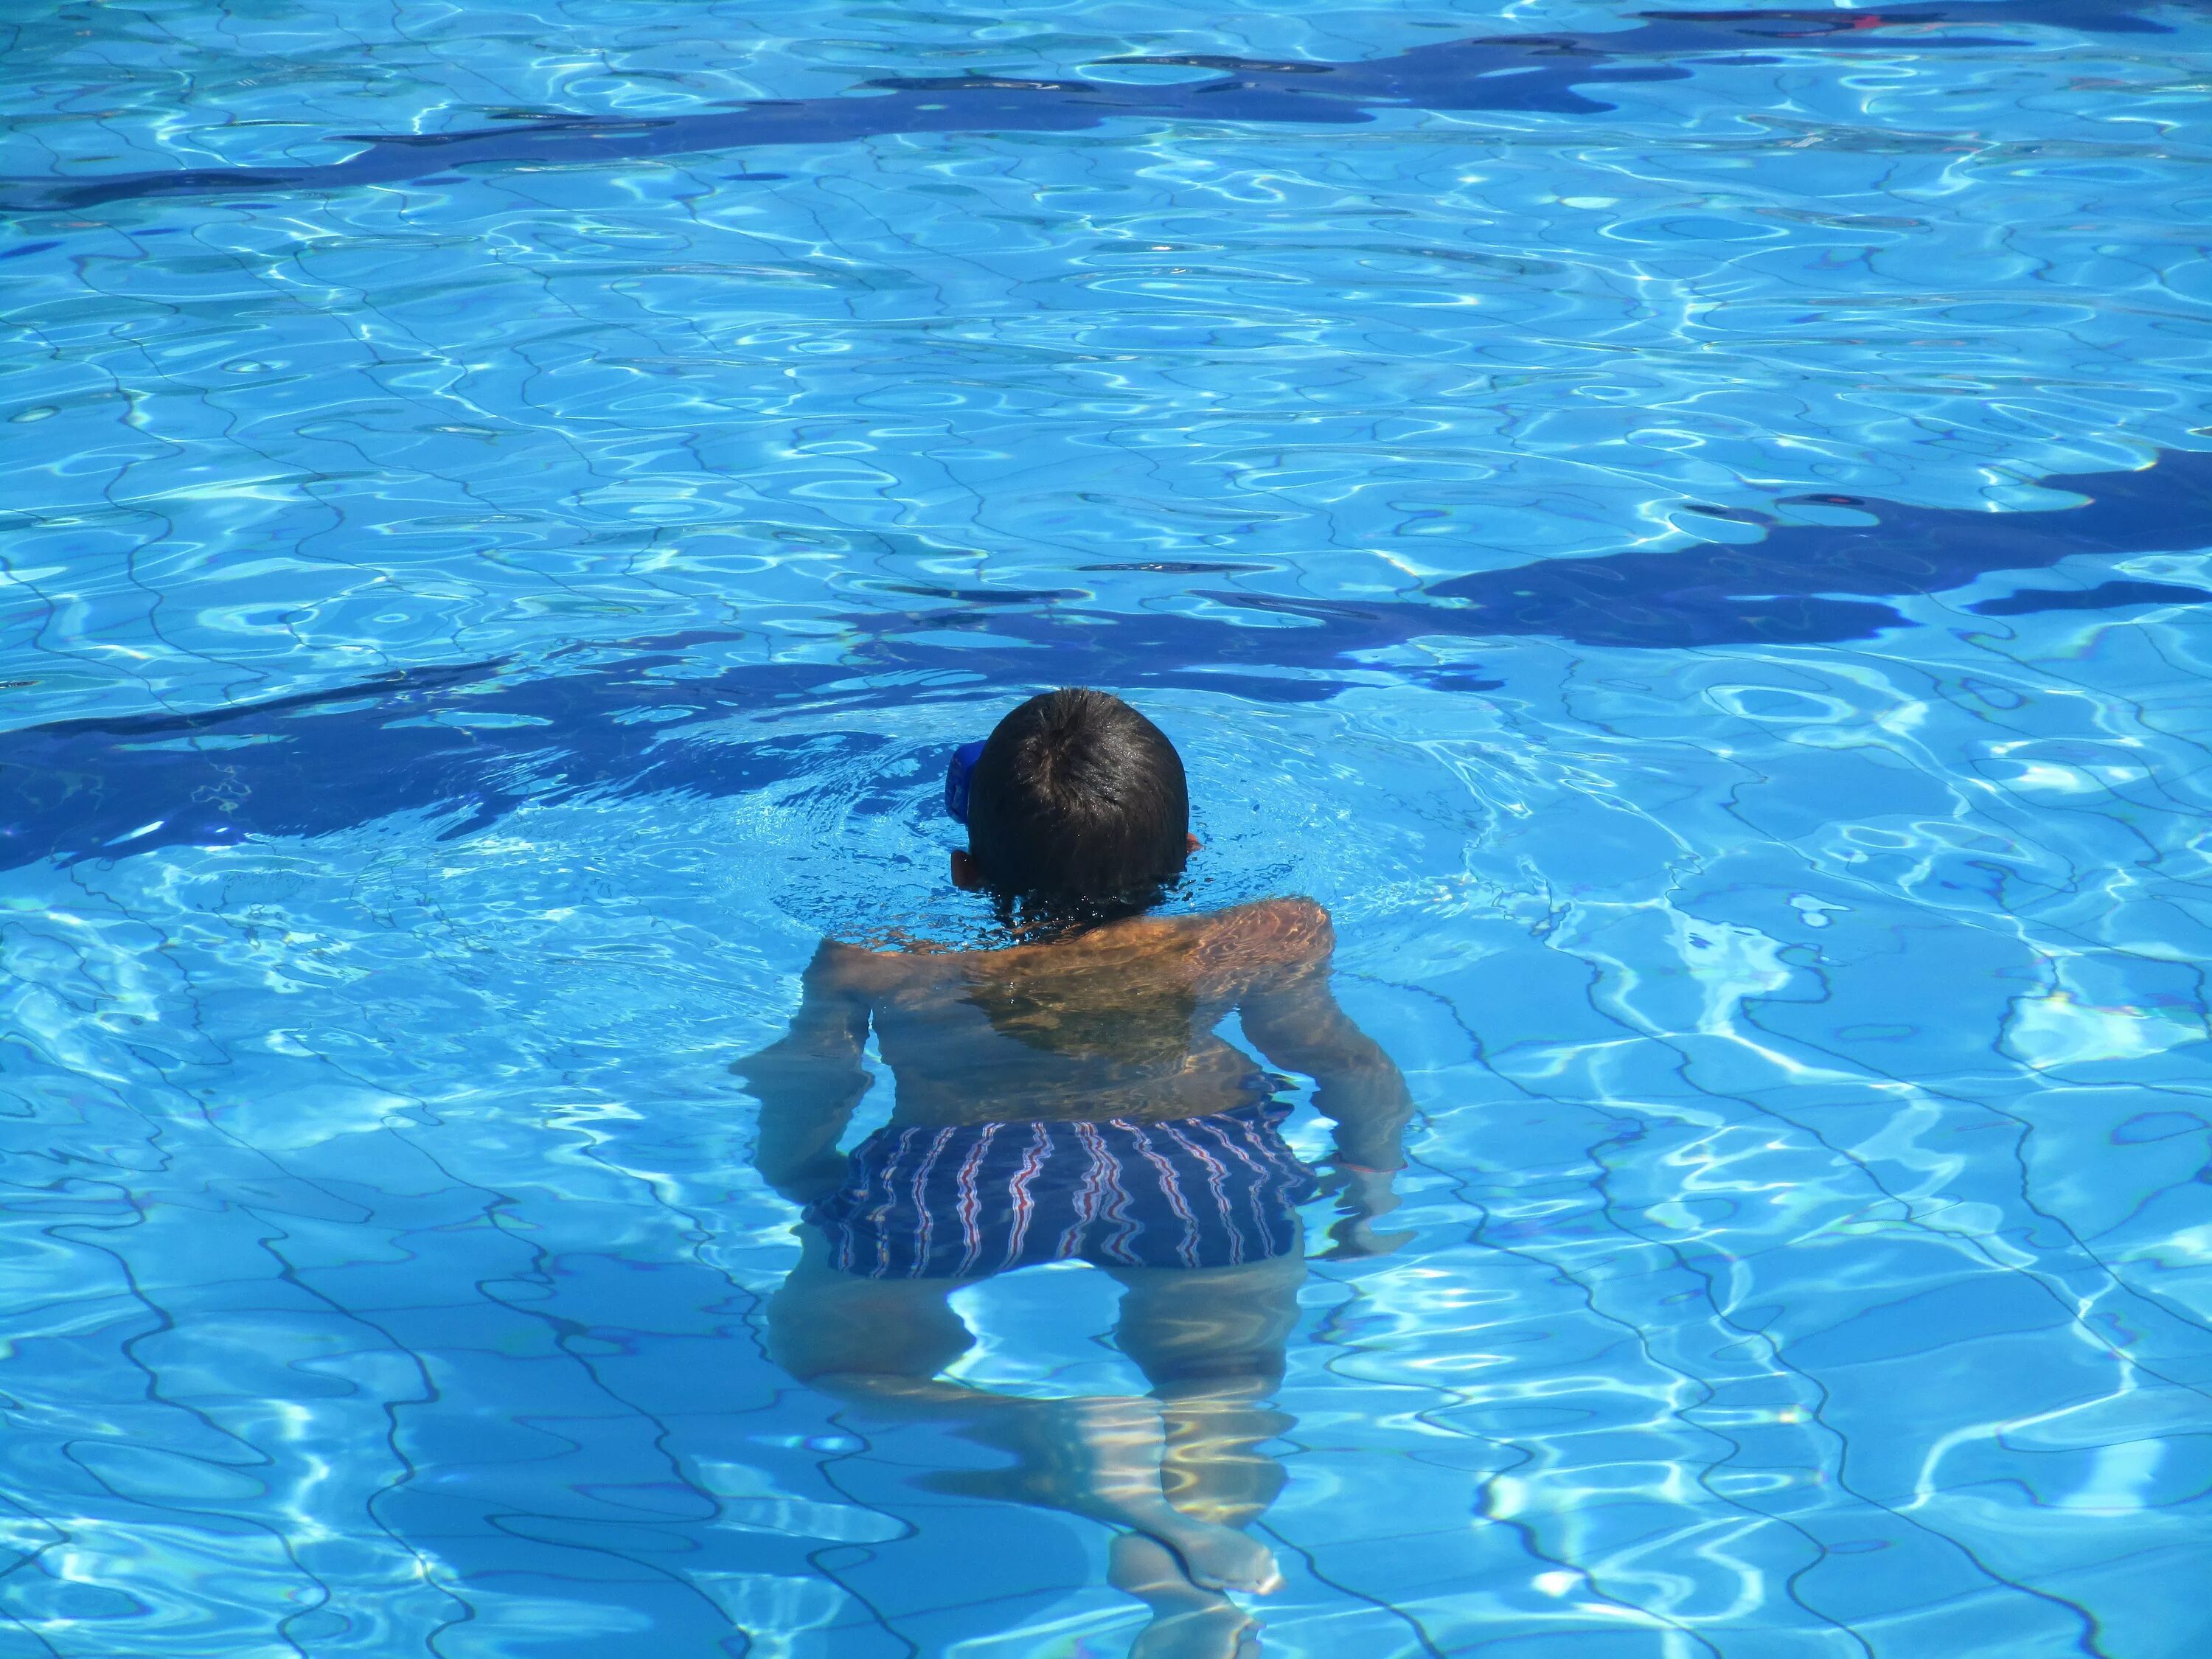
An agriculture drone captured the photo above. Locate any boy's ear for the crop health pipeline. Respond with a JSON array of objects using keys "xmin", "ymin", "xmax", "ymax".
[
  {"xmin": 1186, "ymin": 833, "xmax": 1201, "ymax": 853},
  {"xmin": 950, "ymin": 849, "xmax": 983, "ymax": 890}
]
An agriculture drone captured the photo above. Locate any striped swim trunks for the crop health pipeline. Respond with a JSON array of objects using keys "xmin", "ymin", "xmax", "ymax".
[{"xmin": 804, "ymin": 1100, "xmax": 1318, "ymax": 1280}]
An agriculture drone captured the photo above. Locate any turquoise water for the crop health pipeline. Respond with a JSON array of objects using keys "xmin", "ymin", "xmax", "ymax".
[{"xmin": 4, "ymin": 0, "xmax": 2212, "ymax": 1653}]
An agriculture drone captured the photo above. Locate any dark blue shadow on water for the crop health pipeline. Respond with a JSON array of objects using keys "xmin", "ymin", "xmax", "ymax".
[
  {"xmin": 1333, "ymin": 448, "xmax": 2212, "ymax": 648},
  {"xmin": 1967, "ymin": 579, "xmax": 2212, "ymax": 616},
  {"xmin": 0, "ymin": 3, "xmax": 2182, "ymax": 213},
  {"xmin": 4, "ymin": 445, "xmax": 2209, "ymax": 871}
]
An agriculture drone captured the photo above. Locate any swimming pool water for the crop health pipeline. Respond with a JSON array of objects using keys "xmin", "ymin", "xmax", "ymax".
[{"xmin": 3, "ymin": 1, "xmax": 2211, "ymax": 1654}]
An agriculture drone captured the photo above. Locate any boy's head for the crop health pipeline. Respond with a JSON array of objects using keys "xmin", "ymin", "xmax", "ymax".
[{"xmin": 953, "ymin": 689, "xmax": 1191, "ymax": 913}]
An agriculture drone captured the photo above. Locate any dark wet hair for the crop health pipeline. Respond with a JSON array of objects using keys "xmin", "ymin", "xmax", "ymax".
[{"xmin": 967, "ymin": 689, "xmax": 1189, "ymax": 918}]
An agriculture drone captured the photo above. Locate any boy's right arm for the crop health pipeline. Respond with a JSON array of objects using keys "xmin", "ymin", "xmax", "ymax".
[
  {"xmin": 732, "ymin": 942, "xmax": 874, "ymax": 1206},
  {"xmin": 1230, "ymin": 902, "xmax": 1416, "ymax": 1259}
]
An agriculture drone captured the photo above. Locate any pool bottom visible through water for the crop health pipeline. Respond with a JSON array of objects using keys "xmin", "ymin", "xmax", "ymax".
[{"xmin": 1, "ymin": 0, "xmax": 2211, "ymax": 1656}]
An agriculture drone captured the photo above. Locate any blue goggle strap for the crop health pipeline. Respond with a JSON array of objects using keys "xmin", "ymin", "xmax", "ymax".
[{"xmin": 945, "ymin": 740, "xmax": 989, "ymax": 824}]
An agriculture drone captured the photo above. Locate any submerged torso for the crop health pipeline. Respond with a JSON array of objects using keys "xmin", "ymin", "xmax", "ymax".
[{"xmin": 830, "ymin": 900, "xmax": 1325, "ymax": 1127}]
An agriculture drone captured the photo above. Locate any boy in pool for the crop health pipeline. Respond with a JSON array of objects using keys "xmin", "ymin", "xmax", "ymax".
[{"xmin": 739, "ymin": 689, "xmax": 1413, "ymax": 1658}]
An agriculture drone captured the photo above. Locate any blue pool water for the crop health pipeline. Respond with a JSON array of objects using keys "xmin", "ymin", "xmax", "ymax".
[{"xmin": 4, "ymin": 0, "xmax": 2211, "ymax": 1653}]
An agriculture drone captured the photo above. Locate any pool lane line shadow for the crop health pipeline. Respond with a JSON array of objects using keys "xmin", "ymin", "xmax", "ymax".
[
  {"xmin": 0, "ymin": 2, "xmax": 2183, "ymax": 215},
  {"xmin": 1, "ymin": 444, "xmax": 2208, "ymax": 871}
]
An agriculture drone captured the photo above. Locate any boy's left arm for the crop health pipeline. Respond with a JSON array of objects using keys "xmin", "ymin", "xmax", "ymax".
[{"xmin": 732, "ymin": 942, "xmax": 874, "ymax": 1206}]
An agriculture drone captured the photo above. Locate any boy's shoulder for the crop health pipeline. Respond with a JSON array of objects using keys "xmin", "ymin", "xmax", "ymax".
[
  {"xmin": 1193, "ymin": 896, "xmax": 1334, "ymax": 967},
  {"xmin": 807, "ymin": 897, "xmax": 1334, "ymax": 991},
  {"xmin": 804, "ymin": 935, "xmax": 920, "ymax": 995}
]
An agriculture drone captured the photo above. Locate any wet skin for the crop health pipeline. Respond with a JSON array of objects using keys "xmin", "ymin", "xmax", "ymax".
[{"xmin": 738, "ymin": 897, "xmax": 1413, "ymax": 1654}]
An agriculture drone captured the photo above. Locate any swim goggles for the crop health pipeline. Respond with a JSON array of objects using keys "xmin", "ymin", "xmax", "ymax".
[{"xmin": 944, "ymin": 740, "xmax": 988, "ymax": 824}]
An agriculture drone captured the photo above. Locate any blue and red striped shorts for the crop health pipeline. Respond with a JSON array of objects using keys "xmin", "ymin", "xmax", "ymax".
[{"xmin": 804, "ymin": 1101, "xmax": 1318, "ymax": 1280}]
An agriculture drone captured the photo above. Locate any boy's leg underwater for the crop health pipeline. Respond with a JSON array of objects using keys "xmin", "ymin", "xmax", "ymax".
[
  {"xmin": 764, "ymin": 1225, "xmax": 1282, "ymax": 1597},
  {"xmin": 1107, "ymin": 1251, "xmax": 1304, "ymax": 1522},
  {"xmin": 765, "ymin": 1223, "xmax": 981, "ymax": 1382},
  {"xmin": 1103, "ymin": 1249, "xmax": 1307, "ymax": 1656}
]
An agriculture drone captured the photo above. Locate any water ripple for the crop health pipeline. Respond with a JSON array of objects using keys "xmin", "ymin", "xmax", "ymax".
[{"xmin": 1, "ymin": 1, "xmax": 2209, "ymax": 1655}]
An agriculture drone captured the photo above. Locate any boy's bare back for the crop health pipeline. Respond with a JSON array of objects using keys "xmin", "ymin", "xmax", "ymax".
[{"xmin": 805, "ymin": 897, "xmax": 1343, "ymax": 1128}]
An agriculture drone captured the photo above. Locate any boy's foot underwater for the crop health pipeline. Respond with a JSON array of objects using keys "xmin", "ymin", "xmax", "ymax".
[{"xmin": 1111, "ymin": 1531, "xmax": 1267, "ymax": 1658}]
